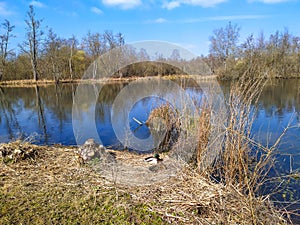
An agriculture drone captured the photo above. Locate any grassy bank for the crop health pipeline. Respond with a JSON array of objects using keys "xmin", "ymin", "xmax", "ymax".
[{"xmin": 0, "ymin": 141, "xmax": 288, "ymax": 224}]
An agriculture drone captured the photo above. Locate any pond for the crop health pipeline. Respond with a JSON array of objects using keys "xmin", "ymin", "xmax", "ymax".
[{"xmin": 0, "ymin": 78, "xmax": 300, "ymax": 217}]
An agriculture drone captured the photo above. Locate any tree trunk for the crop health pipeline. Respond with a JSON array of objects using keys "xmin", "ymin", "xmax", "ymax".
[
  {"xmin": 69, "ymin": 57, "xmax": 73, "ymax": 80},
  {"xmin": 31, "ymin": 58, "xmax": 38, "ymax": 81}
]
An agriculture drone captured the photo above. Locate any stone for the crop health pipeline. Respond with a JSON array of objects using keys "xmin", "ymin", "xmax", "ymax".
[{"xmin": 77, "ymin": 139, "xmax": 116, "ymax": 164}]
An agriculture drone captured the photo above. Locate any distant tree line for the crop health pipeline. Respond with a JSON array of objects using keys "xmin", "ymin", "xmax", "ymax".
[
  {"xmin": 1, "ymin": 6, "xmax": 299, "ymax": 81},
  {"xmin": 207, "ymin": 22, "xmax": 300, "ymax": 79},
  {"xmin": 0, "ymin": 6, "xmax": 127, "ymax": 81}
]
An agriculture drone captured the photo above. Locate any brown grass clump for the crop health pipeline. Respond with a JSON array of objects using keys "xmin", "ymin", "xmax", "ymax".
[
  {"xmin": 146, "ymin": 103, "xmax": 178, "ymax": 131},
  {"xmin": 146, "ymin": 103, "xmax": 180, "ymax": 152},
  {"xmin": 195, "ymin": 106, "xmax": 212, "ymax": 170}
]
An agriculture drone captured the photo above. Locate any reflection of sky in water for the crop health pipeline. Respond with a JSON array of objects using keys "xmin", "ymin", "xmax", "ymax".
[
  {"xmin": 96, "ymin": 103, "xmax": 119, "ymax": 148},
  {"xmin": 253, "ymin": 107, "xmax": 300, "ymax": 154},
  {"xmin": 0, "ymin": 96, "xmax": 75, "ymax": 145},
  {"xmin": 252, "ymin": 104, "xmax": 300, "ymax": 175}
]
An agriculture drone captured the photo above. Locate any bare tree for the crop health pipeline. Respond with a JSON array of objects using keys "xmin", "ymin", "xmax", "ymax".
[
  {"xmin": 44, "ymin": 28, "xmax": 61, "ymax": 82},
  {"xmin": 82, "ymin": 30, "xmax": 124, "ymax": 62},
  {"xmin": 82, "ymin": 31, "xmax": 103, "ymax": 59},
  {"xmin": 209, "ymin": 22, "xmax": 240, "ymax": 66},
  {"xmin": 137, "ymin": 48, "xmax": 150, "ymax": 61},
  {"xmin": 20, "ymin": 5, "xmax": 43, "ymax": 81},
  {"xmin": 170, "ymin": 49, "xmax": 181, "ymax": 61},
  {"xmin": 68, "ymin": 35, "xmax": 77, "ymax": 80},
  {"xmin": 115, "ymin": 32, "xmax": 125, "ymax": 47},
  {"xmin": 0, "ymin": 20, "xmax": 15, "ymax": 80},
  {"xmin": 103, "ymin": 30, "xmax": 116, "ymax": 50}
]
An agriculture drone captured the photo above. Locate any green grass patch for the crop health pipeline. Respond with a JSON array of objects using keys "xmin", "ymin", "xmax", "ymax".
[{"xmin": 0, "ymin": 184, "xmax": 166, "ymax": 225}]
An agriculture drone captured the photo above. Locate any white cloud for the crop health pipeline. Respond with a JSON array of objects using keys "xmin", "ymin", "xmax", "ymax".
[
  {"xmin": 102, "ymin": 0, "xmax": 141, "ymax": 9},
  {"xmin": 154, "ymin": 17, "xmax": 168, "ymax": 23},
  {"xmin": 148, "ymin": 14, "xmax": 267, "ymax": 24},
  {"xmin": 248, "ymin": 0, "xmax": 290, "ymax": 3},
  {"xmin": 207, "ymin": 14, "xmax": 268, "ymax": 21},
  {"xmin": 185, "ymin": 14, "xmax": 267, "ymax": 23},
  {"xmin": 163, "ymin": 1, "xmax": 180, "ymax": 9},
  {"xmin": 0, "ymin": 2, "xmax": 14, "ymax": 16},
  {"xmin": 163, "ymin": 0, "xmax": 227, "ymax": 9},
  {"xmin": 30, "ymin": 0, "xmax": 46, "ymax": 8},
  {"xmin": 91, "ymin": 6, "xmax": 103, "ymax": 14}
]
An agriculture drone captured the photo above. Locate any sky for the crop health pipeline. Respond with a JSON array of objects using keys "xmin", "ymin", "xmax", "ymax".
[{"xmin": 0, "ymin": 0, "xmax": 299, "ymax": 56}]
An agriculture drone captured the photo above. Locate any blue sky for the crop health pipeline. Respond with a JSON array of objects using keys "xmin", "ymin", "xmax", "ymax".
[{"xmin": 0, "ymin": 0, "xmax": 299, "ymax": 55}]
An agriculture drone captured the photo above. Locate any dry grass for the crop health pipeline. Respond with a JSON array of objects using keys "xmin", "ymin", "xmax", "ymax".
[
  {"xmin": 133, "ymin": 167, "xmax": 287, "ymax": 224},
  {"xmin": 146, "ymin": 103, "xmax": 180, "ymax": 153},
  {"xmin": 0, "ymin": 142, "xmax": 165, "ymax": 224},
  {"xmin": 195, "ymin": 105, "xmax": 212, "ymax": 170},
  {"xmin": 0, "ymin": 79, "xmax": 80, "ymax": 87},
  {"xmin": 0, "ymin": 141, "xmax": 288, "ymax": 224},
  {"xmin": 217, "ymin": 77, "xmax": 266, "ymax": 188},
  {"xmin": 0, "ymin": 75, "xmax": 217, "ymax": 87}
]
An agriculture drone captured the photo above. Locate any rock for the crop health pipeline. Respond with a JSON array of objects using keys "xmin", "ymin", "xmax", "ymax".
[
  {"xmin": 77, "ymin": 139, "xmax": 116, "ymax": 164},
  {"xmin": 84, "ymin": 138, "xmax": 96, "ymax": 145}
]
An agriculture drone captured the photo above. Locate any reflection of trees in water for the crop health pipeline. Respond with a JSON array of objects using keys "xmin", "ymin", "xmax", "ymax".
[
  {"xmin": 259, "ymin": 79, "xmax": 300, "ymax": 118},
  {"xmin": 220, "ymin": 79, "xmax": 300, "ymax": 121},
  {"xmin": 0, "ymin": 87, "xmax": 22, "ymax": 139},
  {"xmin": 0, "ymin": 84, "xmax": 76, "ymax": 143},
  {"xmin": 37, "ymin": 84, "xmax": 75, "ymax": 122},
  {"xmin": 96, "ymin": 83, "xmax": 126, "ymax": 123},
  {"xmin": 35, "ymin": 84, "xmax": 77, "ymax": 143},
  {"xmin": 0, "ymin": 79, "xmax": 299, "ymax": 144},
  {"xmin": 59, "ymin": 79, "xmax": 203, "ymax": 127},
  {"xmin": 35, "ymin": 85, "xmax": 48, "ymax": 143}
]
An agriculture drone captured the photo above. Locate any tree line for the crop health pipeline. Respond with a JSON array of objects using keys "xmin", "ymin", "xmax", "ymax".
[
  {"xmin": 1, "ymin": 6, "xmax": 300, "ymax": 81},
  {"xmin": 0, "ymin": 5, "xmax": 187, "ymax": 82},
  {"xmin": 0, "ymin": 5, "xmax": 126, "ymax": 81},
  {"xmin": 207, "ymin": 22, "xmax": 300, "ymax": 79}
]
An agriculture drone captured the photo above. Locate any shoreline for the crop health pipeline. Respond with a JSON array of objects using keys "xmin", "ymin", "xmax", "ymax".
[
  {"xmin": 1, "ymin": 74, "xmax": 300, "ymax": 87},
  {"xmin": 0, "ymin": 74, "xmax": 217, "ymax": 87}
]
